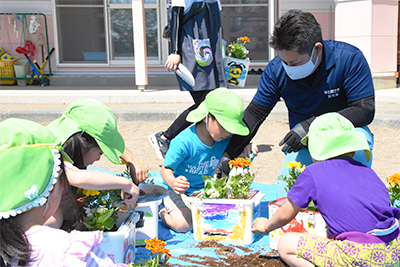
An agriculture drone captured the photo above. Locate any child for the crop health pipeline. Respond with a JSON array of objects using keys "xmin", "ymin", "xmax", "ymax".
[
  {"xmin": 46, "ymin": 99, "xmax": 141, "ymax": 229},
  {"xmin": 252, "ymin": 112, "xmax": 400, "ymax": 267},
  {"xmin": 160, "ymin": 88, "xmax": 258, "ymax": 233},
  {"xmin": 0, "ymin": 118, "xmax": 129, "ymax": 266}
]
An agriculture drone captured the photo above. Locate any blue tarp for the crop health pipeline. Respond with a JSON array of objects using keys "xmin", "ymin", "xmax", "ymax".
[{"xmin": 134, "ymin": 171, "xmax": 279, "ymax": 266}]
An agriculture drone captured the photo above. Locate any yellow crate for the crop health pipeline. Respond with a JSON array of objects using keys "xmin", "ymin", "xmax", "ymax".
[{"xmin": 0, "ymin": 59, "xmax": 18, "ymax": 85}]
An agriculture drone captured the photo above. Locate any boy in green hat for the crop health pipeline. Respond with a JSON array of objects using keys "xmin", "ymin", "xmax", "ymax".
[
  {"xmin": 252, "ymin": 112, "xmax": 400, "ymax": 266},
  {"xmin": 159, "ymin": 88, "xmax": 258, "ymax": 233},
  {"xmin": 0, "ymin": 118, "xmax": 129, "ymax": 266}
]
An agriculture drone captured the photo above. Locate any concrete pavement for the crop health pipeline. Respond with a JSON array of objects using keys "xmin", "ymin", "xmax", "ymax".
[{"xmin": 0, "ymin": 86, "xmax": 400, "ymax": 129}]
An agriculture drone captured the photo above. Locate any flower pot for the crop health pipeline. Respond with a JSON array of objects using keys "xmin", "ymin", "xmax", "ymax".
[
  {"xmin": 268, "ymin": 197, "xmax": 328, "ymax": 250},
  {"xmin": 134, "ymin": 199, "xmax": 161, "ymax": 246},
  {"xmin": 188, "ymin": 190, "xmax": 264, "ymax": 244},
  {"xmin": 224, "ymin": 56, "xmax": 250, "ymax": 87},
  {"xmin": 100, "ymin": 211, "xmax": 140, "ymax": 263}
]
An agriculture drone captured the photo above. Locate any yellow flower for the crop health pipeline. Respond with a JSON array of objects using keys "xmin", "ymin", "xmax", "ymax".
[
  {"xmin": 285, "ymin": 160, "xmax": 303, "ymax": 170},
  {"xmin": 387, "ymin": 173, "xmax": 400, "ymax": 185},
  {"xmin": 77, "ymin": 188, "xmax": 100, "ymax": 196},
  {"xmin": 120, "ymin": 159, "xmax": 128, "ymax": 166}
]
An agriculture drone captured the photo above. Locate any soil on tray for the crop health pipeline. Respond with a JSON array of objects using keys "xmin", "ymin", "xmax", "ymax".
[{"xmin": 172, "ymin": 240, "xmax": 289, "ymax": 267}]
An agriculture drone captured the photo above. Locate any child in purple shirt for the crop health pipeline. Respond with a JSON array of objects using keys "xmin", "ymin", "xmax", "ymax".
[{"xmin": 252, "ymin": 112, "xmax": 400, "ymax": 267}]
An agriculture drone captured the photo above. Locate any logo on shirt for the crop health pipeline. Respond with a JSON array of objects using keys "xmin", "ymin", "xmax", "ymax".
[
  {"xmin": 324, "ymin": 88, "xmax": 340, "ymax": 98},
  {"xmin": 185, "ymin": 157, "xmax": 219, "ymax": 175},
  {"xmin": 187, "ymin": 161, "xmax": 210, "ymax": 175}
]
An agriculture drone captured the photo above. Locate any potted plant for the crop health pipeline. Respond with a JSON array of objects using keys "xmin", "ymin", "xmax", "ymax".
[
  {"xmin": 75, "ymin": 165, "xmax": 140, "ymax": 263},
  {"xmin": 189, "ymin": 157, "xmax": 264, "ymax": 244},
  {"xmin": 224, "ymin": 36, "xmax": 251, "ymax": 87},
  {"xmin": 268, "ymin": 161, "xmax": 327, "ymax": 250}
]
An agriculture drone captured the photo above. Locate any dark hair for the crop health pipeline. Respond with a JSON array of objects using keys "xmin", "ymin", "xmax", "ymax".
[
  {"xmin": 63, "ymin": 132, "xmax": 99, "ymax": 169},
  {"xmin": 269, "ymin": 9, "xmax": 323, "ymax": 55},
  {"xmin": 0, "ymin": 159, "xmax": 69, "ymax": 267}
]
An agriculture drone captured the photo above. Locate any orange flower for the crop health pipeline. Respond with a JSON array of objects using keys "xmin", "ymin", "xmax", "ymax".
[
  {"xmin": 239, "ymin": 36, "xmax": 250, "ymax": 43},
  {"xmin": 229, "ymin": 157, "xmax": 252, "ymax": 168},
  {"xmin": 145, "ymin": 237, "xmax": 168, "ymax": 254},
  {"xmin": 387, "ymin": 173, "xmax": 400, "ymax": 185}
]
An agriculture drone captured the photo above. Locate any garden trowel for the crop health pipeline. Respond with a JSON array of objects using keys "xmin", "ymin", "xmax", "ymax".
[
  {"xmin": 175, "ymin": 63, "xmax": 195, "ymax": 86},
  {"xmin": 136, "ymin": 183, "xmax": 169, "ymax": 203}
]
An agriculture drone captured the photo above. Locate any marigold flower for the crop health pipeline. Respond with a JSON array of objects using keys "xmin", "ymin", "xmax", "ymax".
[
  {"xmin": 387, "ymin": 173, "xmax": 400, "ymax": 185},
  {"xmin": 239, "ymin": 36, "xmax": 250, "ymax": 43},
  {"xmin": 285, "ymin": 160, "xmax": 302, "ymax": 170},
  {"xmin": 77, "ymin": 188, "xmax": 100, "ymax": 196},
  {"xmin": 229, "ymin": 157, "xmax": 252, "ymax": 168}
]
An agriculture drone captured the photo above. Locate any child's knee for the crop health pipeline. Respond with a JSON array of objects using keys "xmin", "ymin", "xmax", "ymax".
[
  {"xmin": 165, "ymin": 208, "xmax": 192, "ymax": 233},
  {"xmin": 278, "ymin": 232, "xmax": 301, "ymax": 256}
]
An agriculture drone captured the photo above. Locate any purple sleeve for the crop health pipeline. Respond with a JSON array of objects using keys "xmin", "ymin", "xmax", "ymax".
[{"xmin": 287, "ymin": 167, "xmax": 316, "ymax": 209}]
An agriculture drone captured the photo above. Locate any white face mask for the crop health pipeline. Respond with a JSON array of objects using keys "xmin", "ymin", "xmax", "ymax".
[{"xmin": 281, "ymin": 47, "xmax": 319, "ymax": 80}]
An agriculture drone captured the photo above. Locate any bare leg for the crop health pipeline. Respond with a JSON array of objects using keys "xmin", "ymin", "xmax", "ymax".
[
  {"xmin": 278, "ymin": 233, "xmax": 314, "ymax": 267},
  {"xmin": 159, "ymin": 207, "xmax": 192, "ymax": 233}
]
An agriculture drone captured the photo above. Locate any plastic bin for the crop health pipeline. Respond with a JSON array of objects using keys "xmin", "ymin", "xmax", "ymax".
[
  {"xmin": 13, "ymin": 59, "xmax": 30, "ymax": 86},
  {"xmin": 100, "ymin": 211, "xmax": 139, "ymax": 263},
  {"xmin": 268, "ymin": 197, "xmax": 328, "ymax": 250},
  {"xmin": 0, "ymin": 59, "xmax": 18, "ymax": 85},
  {"xmin": 135, "ymin": 199, "xmax": 161, "ymax": 246},
  {"xmin": 188, "ymin": 190, "xmax": 264, "ymax": 244}
]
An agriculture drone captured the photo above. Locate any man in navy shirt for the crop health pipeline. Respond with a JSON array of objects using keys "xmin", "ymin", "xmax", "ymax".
[{"xmin": 214, "ymin": 9, "xmax": 375, "ymax": 180}]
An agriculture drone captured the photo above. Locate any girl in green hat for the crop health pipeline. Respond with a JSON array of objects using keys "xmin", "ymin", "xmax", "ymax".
[
  {"xmin": 46, "ymin": 99, "xmax": 142, "ymax": 229},
  {"xmin": 0, "ymin": 118, "xmax": 130, "ymax": 266},
  {"xmin": 252, "ymin": 113, "xmax": 400, "ymax": 267}
]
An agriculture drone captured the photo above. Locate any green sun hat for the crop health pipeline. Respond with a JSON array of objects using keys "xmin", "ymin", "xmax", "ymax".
[
  {"xmin": 0, "ymin": 118, "xmax": 71, "ymax": 219},
  {"xmin": 47, "ymin": 99, "xmax": 125, "ymax": 164},
  {"xmin": 186, "ymin": 88, "xmax": 249, "ymax": 136},
  {"xmin": 301, "ymin": 112, "xmax": 371, "ymax": 162}
]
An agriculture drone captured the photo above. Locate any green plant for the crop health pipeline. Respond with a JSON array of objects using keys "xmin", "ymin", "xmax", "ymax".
[
  {"xmin": 387, "ymin": 173, "xmax": 400, "ymax": 208},
  {"xmin": 199, "ymin": 157, "xmax": 255, "ymax": 199},
  {"xmin": 79, "ymin": 188, "xmax": 124, "ymax": 231},
  {"xmin": 129, "ymin": 237, "xmax": 171, "ymax": 267},
  {"xmin": 227, "ymin": 36, "xmax": 250, "ymax": 60},
  {"xmin": 277, "ymin": 160, "xmax": 305, "ymax": 193}
]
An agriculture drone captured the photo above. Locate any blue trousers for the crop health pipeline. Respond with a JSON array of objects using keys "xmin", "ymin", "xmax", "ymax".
[{"xmin": 276, "ymin": 126, "xmax": 374, "ymax": 199}]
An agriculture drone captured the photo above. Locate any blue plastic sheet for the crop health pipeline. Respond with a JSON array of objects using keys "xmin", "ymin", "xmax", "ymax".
[{"xmin": 134, "ymin": 171, "xmax": 279, "ymax": 266}]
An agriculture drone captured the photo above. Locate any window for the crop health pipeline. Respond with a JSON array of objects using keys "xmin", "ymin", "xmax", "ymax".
[
  {"xmin": 55, "ymin": 0, "xmax": 107, "ymax": 63},
  {"xmin": 54, "ymin": 0, "xmax": 161, "ymax": 65},
  {"xmin": 221, "ymin": 0, "xmax": 269, "ymax": 62}
]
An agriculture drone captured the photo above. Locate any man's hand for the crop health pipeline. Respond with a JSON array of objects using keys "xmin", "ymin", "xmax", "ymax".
[
  {"xmin": 213, "ymin": 156, "xmax": 231, "ymax": 179},
  {"xmin": 279, "ymin": 117, "xmax": 315, "ymax": 153}
]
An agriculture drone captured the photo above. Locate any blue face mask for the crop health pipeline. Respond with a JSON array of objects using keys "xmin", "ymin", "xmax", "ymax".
[{"xmin": 281, "ymin": 47, "xmax": 319, "ymax": 80}]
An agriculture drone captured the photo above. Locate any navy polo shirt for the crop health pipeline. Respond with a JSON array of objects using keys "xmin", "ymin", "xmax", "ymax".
[{"xmin": 253, "ymin": 40, "xmax": 375, "ymax": 128}]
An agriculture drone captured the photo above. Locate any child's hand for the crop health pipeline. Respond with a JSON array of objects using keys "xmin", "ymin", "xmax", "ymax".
[
  {"xmin": 172, "ymin": 175, "xmax": 190, "ymax": 195},
  {"xmin": 252, "ymin": 217, "xmax": 270, "ymax": 233},
  {"xmin": 129, "ymin": 161, "xmax": 148, "ymax": 185},
  {"xmin": 121, "ymin": 183, "xmax": 139, "ymax": 205},
  {"xmin": 243, "ymin": 143, "xmax": 258, "ymax": 160}
]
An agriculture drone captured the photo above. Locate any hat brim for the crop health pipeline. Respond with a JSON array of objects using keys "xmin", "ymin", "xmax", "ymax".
[
  {"xmin": 97, "ymin": 134, "xmax": 125, "ymax": 164},
  {"xmin": 303, "ymin": 130, "xmax": 371, "ymax": 162},
  {"xmin": 186, "ymin": 102, "xmax": 249, "ymax": 136},
  {"xmin": 187, "ymin": 101, "xmax": 207, "ymax": 123},
  {"xmin": 215, "ymin": 115, "xmax": 249, "ymax": 136},
  {"xmin": 47, "ymin": 115, "xmax": 125, "ymax": 164}
]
